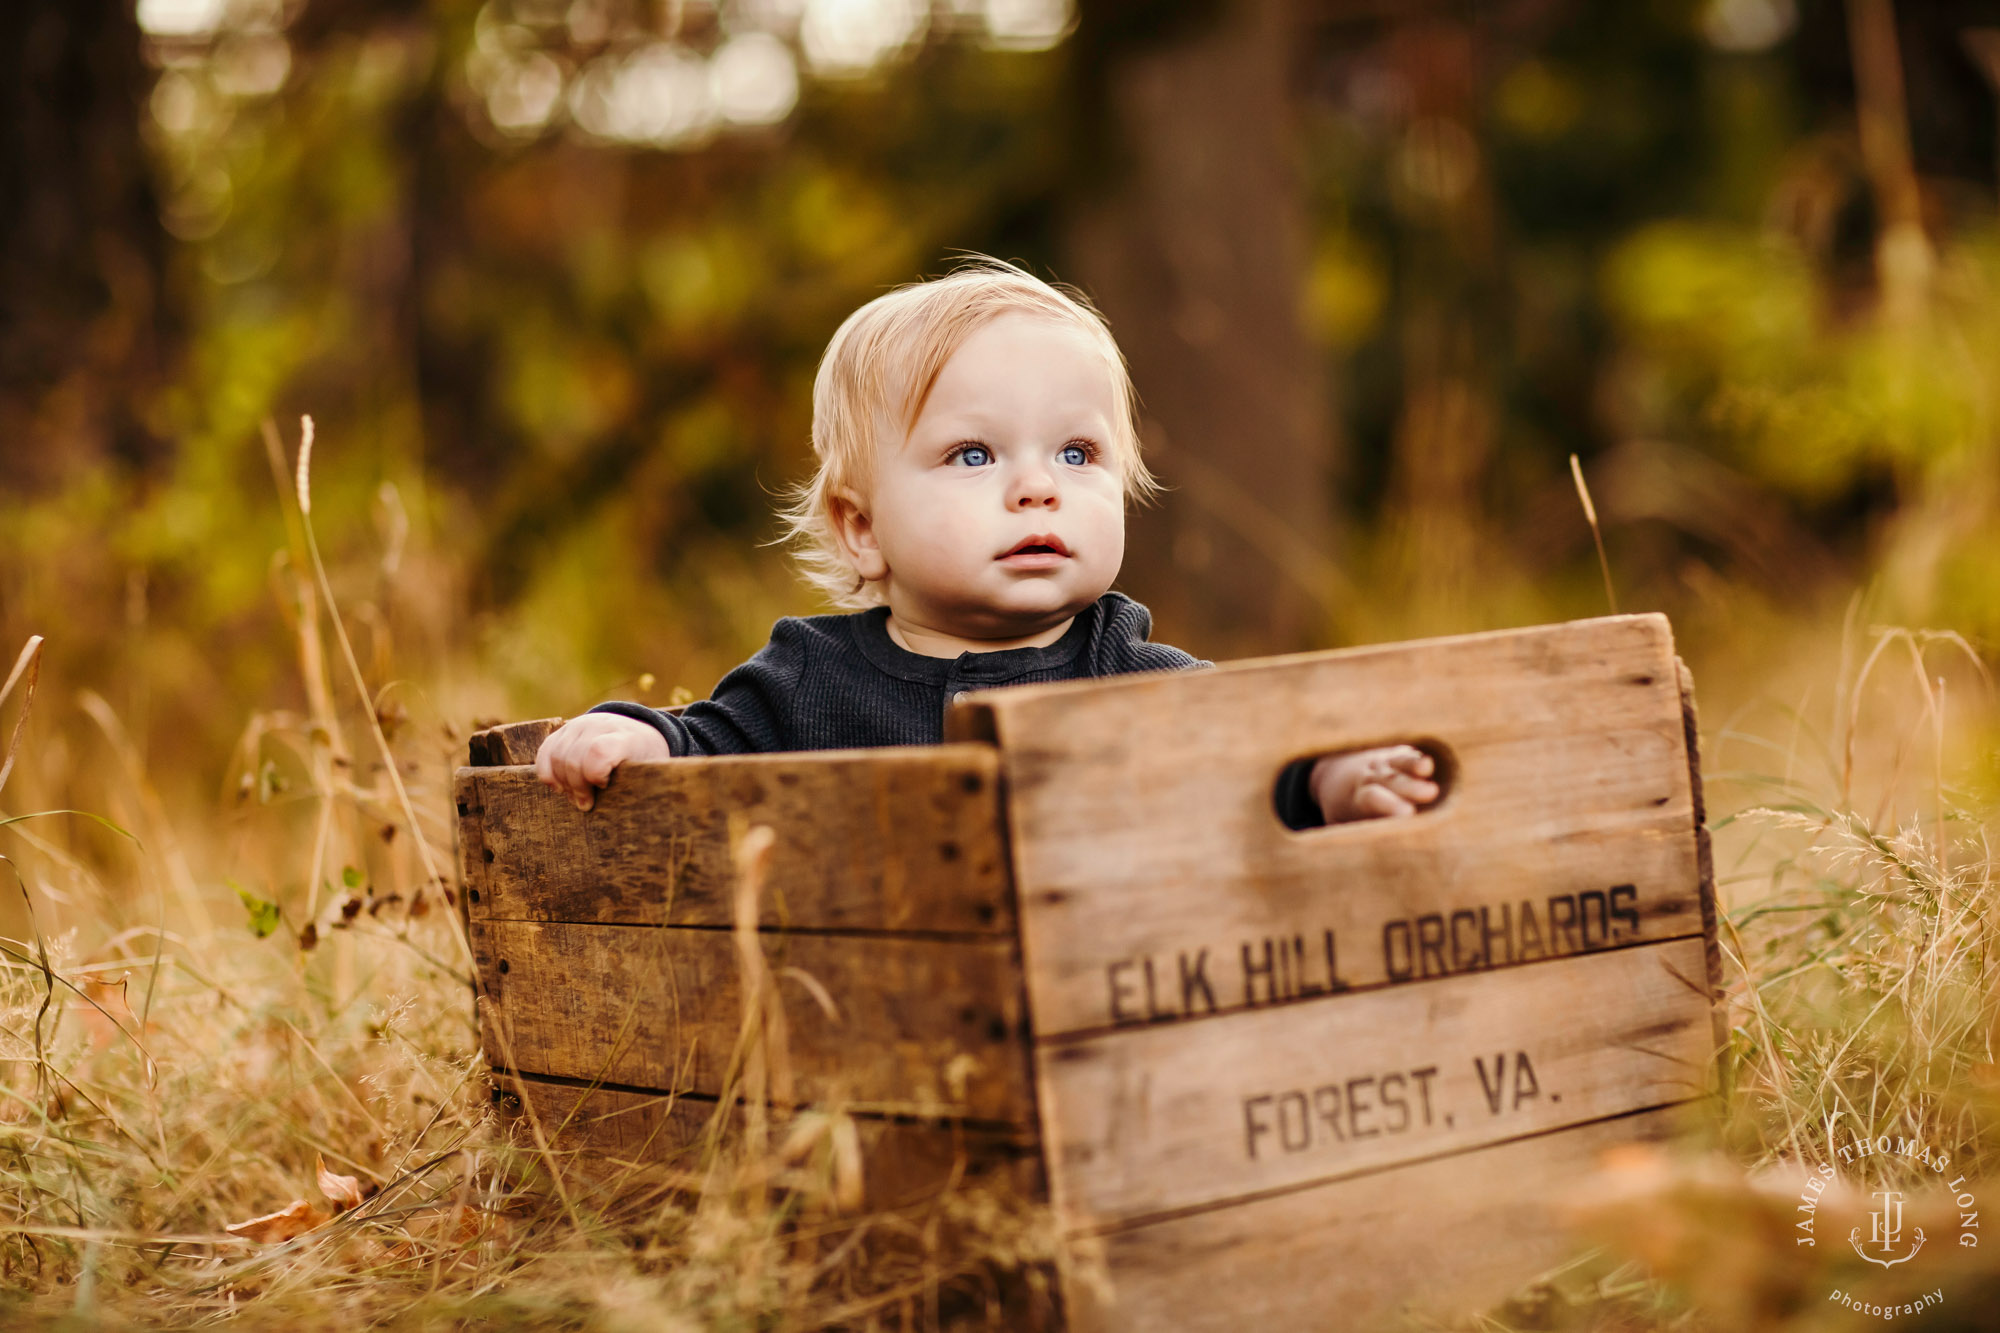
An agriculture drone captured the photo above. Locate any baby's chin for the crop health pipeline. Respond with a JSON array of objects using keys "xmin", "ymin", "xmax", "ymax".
[{"xmin": 935, "ymin": 581, "xmax": 1111, "ymax": 638}]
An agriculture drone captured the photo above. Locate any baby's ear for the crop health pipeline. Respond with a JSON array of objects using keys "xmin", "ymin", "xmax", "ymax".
[{"xmin": 828, "ymin": 488, "xmax": 888, "ymax": 582}]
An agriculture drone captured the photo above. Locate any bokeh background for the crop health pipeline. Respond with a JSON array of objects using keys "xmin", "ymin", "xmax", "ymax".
[{"xmin": 9, "ymin": 0, "xmax": 2000, "ymax": 818}]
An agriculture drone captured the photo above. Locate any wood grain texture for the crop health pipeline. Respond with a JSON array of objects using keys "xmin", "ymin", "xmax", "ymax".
[
  {"xmin": 490, "ymin": 1073, "xmax": 1043, "ymax": 1208},
  {"xmin": 461, "ymin": 746, "xmax": 1011, "ymax": 935},
  {"xmin": 1678, "ymin": 657, "xmax": 1725, "ymax": 1036},
  {"xmin": 951, "ymin": 614, "xmax": 1703, "ymax": 1037},
  {"xmin": 454, "ymin": 769, "xmax": 492, "ymax": 930},
  {"xmin": 469, "ymin": 717, "xmax": 562, "ymax": 767},
  {"xmin": 473, "ymin": 920, "xmax": 1036, "ymax": 1125},
  {"xmin": 1066, "ymin": 1104, "xmax": 1690, "ymax": 1333},
  {"xmin": 1038, "ymin": 937, "xmax": 1712, "ymax": 1229}
]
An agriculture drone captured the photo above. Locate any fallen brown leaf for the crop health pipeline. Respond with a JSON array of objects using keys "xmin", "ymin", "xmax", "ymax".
[
  {"xmin": 224, "ymin": 1199, "xmax": 330, "ymax": 1244},
  {"xmin": 1563, "ymin": 1146, "xmax": 1855, "ymax": 1324},
  {"xmin": 75, "ymin": 973, "xmax": 135, "ymax": 1051},
  {"xmin": 316, "ymin": 1154, "xmax": 368, "ymax": 1210}
]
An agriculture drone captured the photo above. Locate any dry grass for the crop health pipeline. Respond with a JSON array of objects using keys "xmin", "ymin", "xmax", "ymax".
[{"xmin": 0, "ymin": 891, "xmax": 1053, "ymax": 1333}]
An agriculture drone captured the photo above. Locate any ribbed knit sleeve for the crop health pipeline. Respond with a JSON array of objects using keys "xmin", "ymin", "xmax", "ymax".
[
  {"xmin": 588, "ymin": 618, "xmax": 809, "ymax": 756},
  {"xmin": 1273, "ymin": 759, "xmax": 1324, "ymax": 828}
]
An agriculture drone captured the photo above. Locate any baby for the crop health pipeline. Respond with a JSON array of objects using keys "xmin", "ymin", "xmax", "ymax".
[{"xmin": 537, "ymin": 259, "xmax": 1438, "ymax": 824}]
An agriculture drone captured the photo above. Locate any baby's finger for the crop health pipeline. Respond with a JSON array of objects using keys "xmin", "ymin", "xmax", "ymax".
[
  {"xmin": 578, "ymin": 736, "xmax": 624, "ymax": 791},
  {"xmin": 541, "ymin": 731, "xmax": 576, "ymax": 789},
  {"xmin": 1386, "ymin": 747, "xmax": 1435, "ymax": 778},
  {"xmin": 544, "ymin": 735, "xmax": 597, "ymax": 810},
  {"xmin": 1381, "ymin": 772, "xmax": 1440, "ymax": 806},
  {"xmin": 1354, "ymin": 782, "xmax": 1417, "ymax": 819},
  {"xmin": 556, "ymin": 750, "xmax": 596, "ymax": 811}
]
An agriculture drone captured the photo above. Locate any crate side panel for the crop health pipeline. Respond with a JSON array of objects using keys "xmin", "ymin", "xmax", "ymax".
[
  {"xmin": 493, "ymin": 1073, "xmax": 1043, "ymax": 1208},
  {"xmin": 470, "ymin": 745, "xmax": 1010, "ymax": 934},
  {"xmin": 1066, "ymin": 1103, "xmax": 1687, "ymax": 1333},
  {"xmin": 455, "ymin": 769, "xmax": 492, "ymax": 917},
  {"xmin": 1037, "ymin": 937, "xmax": 1711, "ymax": 1228},
  {"xmin": 973, "ymin": 614, "xmax": 1701, "ymax": 1037},
  {"xmin": 474, "ymin": 920, "xmax": 1035, "ymax": 1126}
]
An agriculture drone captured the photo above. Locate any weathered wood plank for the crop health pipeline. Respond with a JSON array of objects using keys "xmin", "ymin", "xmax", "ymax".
[
  {"xmin": 1036, "ymin": 937, "xmax": 1711, "ymax": 1229},
  {"xmin": 1066, "ymin": 1104, "xmax": 1690, "ymax": 1333},
  {"xmin": 454, "ymin": 769, "xmax": 492, "ymax": 926},
  {"xmin": 491, "ymin": 1073, "xmax": 1044, "ymax": 1209},
  {"xmin": 1677, "ymin": 657, "xmax": 1724, "ymax": 1031},
  {"xmin": 951, "ymin": 614, "xmax": 1702, "ymax": 1037},
  {"xmin": 469, "ymin": 717, "xmax": 562, "ymax": 767},
  {"xmin": 461, "ymin": 746, "xmax": 1012, "ymax": 935},
  {"xmin": 472, "ymin": 920, "xmax": 1036, "ymax": 1125}
]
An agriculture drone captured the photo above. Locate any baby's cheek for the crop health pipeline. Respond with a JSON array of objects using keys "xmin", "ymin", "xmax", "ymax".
[{"xmin": 901, "ymin": 521, "xmax": 991, "ymax": 587}]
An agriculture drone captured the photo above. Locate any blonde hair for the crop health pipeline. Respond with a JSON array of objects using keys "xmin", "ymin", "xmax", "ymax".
[{"xmin": 779, "ymin": 256, "xmax": 1157, "ymax": 608}]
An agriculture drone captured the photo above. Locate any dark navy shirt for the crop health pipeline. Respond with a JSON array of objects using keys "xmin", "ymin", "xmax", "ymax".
[
  {"xmin": 590, "ymin": 591, "xmax": 1208, "ymax": 755},
  {"xmin": 589, "ymin": 592, "xmax": 1329, "ymax": 824}
]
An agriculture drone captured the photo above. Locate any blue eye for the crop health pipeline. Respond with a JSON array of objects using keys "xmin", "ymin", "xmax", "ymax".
[
  {"xmin": 1060, "ymin": 443, "xmax": 1092, "ymax": 466},
  {"xmin": 951, "ymin": 444, "xmax": 992, "ymax": 467}
]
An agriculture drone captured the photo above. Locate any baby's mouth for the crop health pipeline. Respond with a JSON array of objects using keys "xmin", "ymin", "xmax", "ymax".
[{"xmin": 999, "ymin": 534, "xmax": 1071, "ymax": 563}]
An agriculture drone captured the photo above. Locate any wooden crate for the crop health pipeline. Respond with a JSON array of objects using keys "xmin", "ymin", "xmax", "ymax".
[{"xmin": 455, "ymin": 613, "xmax": 1719, "ymax": 1327}]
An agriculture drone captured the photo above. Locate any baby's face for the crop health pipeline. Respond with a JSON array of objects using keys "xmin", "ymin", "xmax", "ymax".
[{"xmin": 848, "ymin": 313, "xmax": 1127, "ymax": 640}]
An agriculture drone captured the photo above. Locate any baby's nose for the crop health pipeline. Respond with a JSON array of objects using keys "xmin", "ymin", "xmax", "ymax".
[{"xmin": 1012, "ymin": 468, "xmax": 1060, "ymax": 508}]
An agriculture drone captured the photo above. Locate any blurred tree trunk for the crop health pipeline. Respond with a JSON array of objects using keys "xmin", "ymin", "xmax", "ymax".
[
  {"xmin": 0, "ymin": 0, "xmax": 169, "ymax": 488},
  {"xmin": 1065, "ymin": 0, "xmax": 1332, "ymax": 658},
  {"xmin": 1377, "ymin": 20, "xmax": 1500, "ymax": 635}
]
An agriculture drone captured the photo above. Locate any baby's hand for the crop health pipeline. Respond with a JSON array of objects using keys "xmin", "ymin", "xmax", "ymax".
[
  {"xmin": 535, "ymin": 714, "xmax": 671, "ymax": 811},
  {"xmin": 1309, "ymin": 745, "xmax": 1440, "ymax": 823}
]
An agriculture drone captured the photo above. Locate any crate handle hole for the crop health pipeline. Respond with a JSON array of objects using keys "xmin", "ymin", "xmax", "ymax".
[{"xmin": 1272, "ymin": 741, "xmax": 1455, "ymax": 831}]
